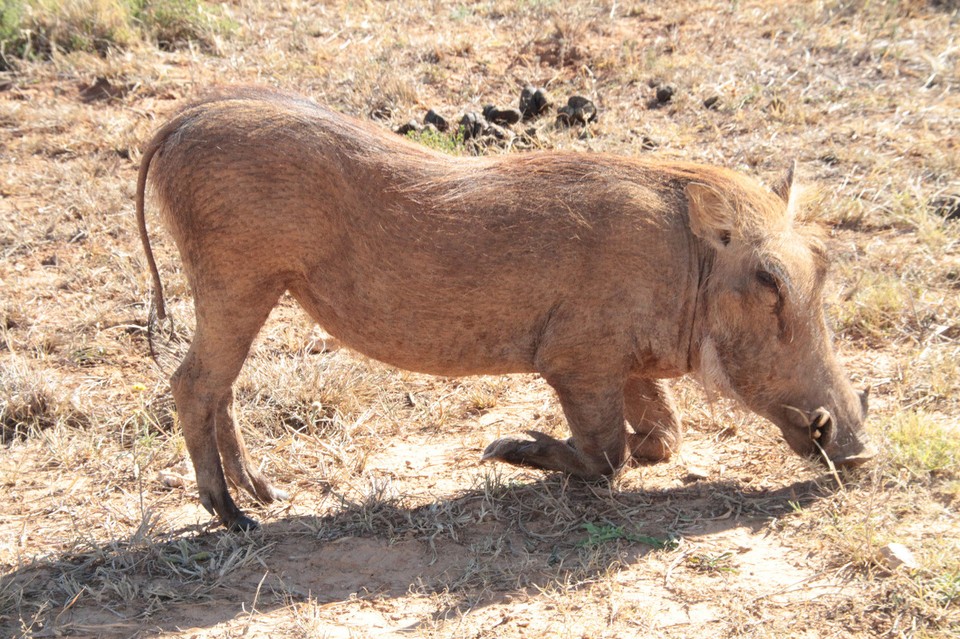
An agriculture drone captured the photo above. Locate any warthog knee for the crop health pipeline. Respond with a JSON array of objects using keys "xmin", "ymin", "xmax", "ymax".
[{"xmin": 566, "ymin": 437, "xmax": 627, "ymax": 477}]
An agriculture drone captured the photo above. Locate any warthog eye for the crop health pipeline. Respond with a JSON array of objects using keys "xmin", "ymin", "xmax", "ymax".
[
  {"xmin": 757, "ymin": 269, "xmax": 790, "ymax": 338},
  {"xmin": 756, "ymin": 270, "xmax": 779, "ymax": 291}
]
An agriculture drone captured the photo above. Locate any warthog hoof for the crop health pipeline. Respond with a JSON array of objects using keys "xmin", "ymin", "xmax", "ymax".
[
  {"xmin": 229, "ymin": 514, "xmax": 261, "ymax": 532},
  {"xmin": 482, "ymin": 430, "xmax": 620, "ymax": 480},
  {"xmin": 482, "ymin": 430, "xmax": 558, "ymax": 466}
]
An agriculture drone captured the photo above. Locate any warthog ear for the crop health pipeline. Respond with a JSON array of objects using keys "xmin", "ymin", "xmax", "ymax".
[
  {"xmin": 686, "ymin": 182, "xmax": 735, "ymax": 251},
  {"xmin": 772, "ymin": 159, "xmax": 796, "ymax": 205}
]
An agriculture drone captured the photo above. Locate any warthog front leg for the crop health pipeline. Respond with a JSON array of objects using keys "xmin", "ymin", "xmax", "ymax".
[
  {"xmin": 624, "ymin": 377, "xmax": 682, "ymax": 463},
  {"xmin": 483, "ymin": 377, "xmax": 627, "ymax": 480}
]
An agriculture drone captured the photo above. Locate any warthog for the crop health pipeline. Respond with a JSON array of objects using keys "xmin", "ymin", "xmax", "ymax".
[{"xmin": 137, "ymin": 87, "xmax": 873, "ymax": 530}]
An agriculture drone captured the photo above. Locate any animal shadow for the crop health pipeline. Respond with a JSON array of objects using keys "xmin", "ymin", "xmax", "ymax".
[{"xmin": 1, "ymin": 474, "xmax": 833, "ymax": 638}]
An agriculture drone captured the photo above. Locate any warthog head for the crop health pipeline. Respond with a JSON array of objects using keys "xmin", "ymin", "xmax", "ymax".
[{"xmin": 688, "ymin": 164, "xmax": 874, "ymax": 468}]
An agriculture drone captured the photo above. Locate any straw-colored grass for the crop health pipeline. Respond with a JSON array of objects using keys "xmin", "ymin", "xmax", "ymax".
[{"xmin": 1, "ymin": 0, "xmax": 959, "ymax": 637}]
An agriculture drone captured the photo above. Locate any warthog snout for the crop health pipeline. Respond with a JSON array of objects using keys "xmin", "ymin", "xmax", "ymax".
[
  {"xmin": 825, "ymin": 388, "xmax": 877, "ymax": 468},
  {"xmin": 819, "ymin": 399, "xmax": 877, "ymax": 469},
  {"xmin": 783, "ymin": 387, "xmax": 876, "ymax": 470}
]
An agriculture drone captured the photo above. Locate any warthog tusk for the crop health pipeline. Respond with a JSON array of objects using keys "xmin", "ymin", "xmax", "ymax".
[
  {"xmin": 810, "ymin": 407, "xmax": 832, "ymax": 441},
  {"xmin": 812, "ymin": 407, "xmax": 831, "ymax": 429},
  {"xmin": 783, "ymin": 404, "xmax": 833, "ymax": 442}
]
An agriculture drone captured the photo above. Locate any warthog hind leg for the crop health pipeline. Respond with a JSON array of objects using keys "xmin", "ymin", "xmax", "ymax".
[
  {"xmin": 216, "ymin": 390, "xmax": 289, "ymax": 504},
  {"xmin": 483, "ymin": 377, "xmax": 627, "ymax": 480},
  {"xmin": 171, "ymin": 282, "xmax": 283, "ymax": 530},
  {"xmin": 624, "ymin": 377, "xmax": 682, "ymax": 463}
]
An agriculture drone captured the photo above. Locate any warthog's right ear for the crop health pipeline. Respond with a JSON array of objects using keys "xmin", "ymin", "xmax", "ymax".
[
  {"xmin": 772, "ymin": 159, "xmax": 796, "ymax": 204},
  {"xmin": 685, "ymin": 182, "xmax": 735, "ymax": 251},
  {"xmin": 771, "ymin": 159, "xmax": 804, "ymax": 225}
]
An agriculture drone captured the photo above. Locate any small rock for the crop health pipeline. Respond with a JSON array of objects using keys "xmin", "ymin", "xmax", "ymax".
[
  {"xmin": 157, "ymin": 461, "xmax": 193, "ymax": 489},
  {"xmin": 478, "ymin": 412, "xmax": 505, "ymax": 428},
  {"xmin": 682, "ymin": 466, "xmax": 710, "ymax": 483},
  {"xmin": 482, "ymin": 104, "xmax": 523, "ymax": 126},
  {"xmin": 519, "ymin": 85, "xmax": 551, "ymax": 120},
  {"xmin": 703, "ymin": 95, "xmax": 721, "ymax": 110},
  {"xmin": 513, "ymin": 127, "xmax": 538, "ymax": 150},
  {"xmin": 79, "ymin": 76, "xmax": 130, "ymax": 102},
  {"xmin": 484, "ymin": 123, "xmax": 510, "ymax": 141},
  {"xmin": 556, "ymin": 95, "xmax": 597, "ymax": 127},
  {"xmin": 307, "ymin": 335, "xmax": 342, "ymax": 354},
  {"xmin": 158, "ymin": 470, "xmax": 186, "ymax": 488},
  {"xmin": 878, "ymin": 543, "xmax": 918, "ymax": 570},
  {"xmin": 656, "ymin": 85, "xmax": 675, "ymax": 104},
  {"xmin": 424, "ymin": 109, "xmax": 449, "ymax": 132},
  {"xmin": 369, "ymin": 103, "xmax": 393, "ymax": 120},
  {"xmin": 395, "ymin": 120, "xmax": 421, "ymax": 135},
  {"xmin": 468, "ymin": 130, "xmax": 513, "ymax": 153},
  {"xmin": 567, "ymin": 95, "xmax": 594, "ymax": 113},
  {"xmin": 459, "ymin": 112, "xmax": 486, "ymax": 140},
  {"xmin": 931, "ymin": 194, "xmax": 960, "ymax": 221}
]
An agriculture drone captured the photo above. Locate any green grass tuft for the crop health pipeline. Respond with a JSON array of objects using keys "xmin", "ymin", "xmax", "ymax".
[
  {"xmin": 579, "ymin": 522, "xmax": 677, "ymax": 550},
  {"xmin": 1, "ymin": 0, "xmax": 135, "ymax": 66},
  {"xmin": 133, "ymin": 0, "xmax": 234, "ymax": 52},
  {"xmin": 0, "ymin": 0, "xmax": 231, "ymax": 68},
  {"xmin": 834, "ymin": 271, "xmax": 911, "ymax": 342},
  {"xmin": 887, "ymin": 411, "xmax": 960, "ymax": 480},
  {"xmin": 405, "ymin": 127, "xmax": 465, "ymax": 155}
]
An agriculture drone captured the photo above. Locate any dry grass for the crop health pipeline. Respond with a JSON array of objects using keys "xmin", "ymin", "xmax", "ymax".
[{"xmin": 1, "ymin": 0, "xmax": 959, "ymax": 637}]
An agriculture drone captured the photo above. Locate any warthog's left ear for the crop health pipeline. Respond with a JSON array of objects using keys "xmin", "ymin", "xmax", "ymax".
[
  {"xmin": 772, "ymin": 159, "xmax": 796, "ymax": 205},
  {"xmin": 686, "ymin": 182, "xmax": 735, "ymax": 251}
]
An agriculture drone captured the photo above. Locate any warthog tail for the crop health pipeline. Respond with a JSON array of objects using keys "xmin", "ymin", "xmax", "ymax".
[{"xmin": 136, "ymin": 129, "xmax": 168, "ymax": 323}]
